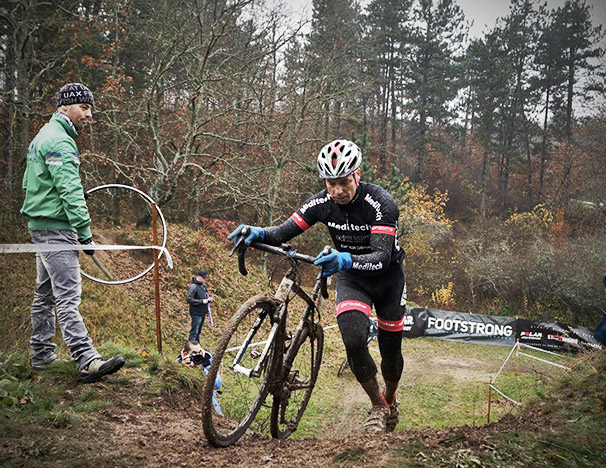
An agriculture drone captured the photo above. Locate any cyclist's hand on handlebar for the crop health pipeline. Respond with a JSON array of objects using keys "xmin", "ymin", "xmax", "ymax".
[
  {"xmin": 314, "ymin": 249, "xmax": 352, "ymax": 277},
  {"xmin": 227, "ymin": 224, "xmax": 265, "ymax": 246}
]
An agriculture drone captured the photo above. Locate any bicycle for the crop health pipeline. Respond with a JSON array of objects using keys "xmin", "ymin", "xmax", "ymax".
[{"xmin": 201, "ymin": 229, "xmax": 330, "ymax": 447}]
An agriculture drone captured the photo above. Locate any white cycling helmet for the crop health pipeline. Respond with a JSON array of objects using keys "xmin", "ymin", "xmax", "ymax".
[{"xmin": 316, "ymin": 139, "xmax": 362, "ymax": 179}]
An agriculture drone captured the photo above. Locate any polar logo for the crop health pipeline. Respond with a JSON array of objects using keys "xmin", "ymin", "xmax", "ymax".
[
  {"xmin": 520, "ymin": 331, "xmax": 542, "ymax": 340},
  {"xmin": 427, "ymin": 317, "xmax": 513, "ymax": 337}
]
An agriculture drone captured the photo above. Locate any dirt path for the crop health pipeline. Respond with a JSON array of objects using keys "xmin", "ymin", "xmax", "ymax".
[{"xmin": 1, "ymin": 379, "xmax": 417, "ymax": 468}]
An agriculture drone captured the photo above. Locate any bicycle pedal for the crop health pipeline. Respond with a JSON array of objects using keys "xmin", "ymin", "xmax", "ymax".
[{"xmin": 250, "ymin": 349, "xmax": 262, "ymax": 359}]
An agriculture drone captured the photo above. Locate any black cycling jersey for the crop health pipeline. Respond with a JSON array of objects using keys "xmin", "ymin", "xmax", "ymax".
[
  {"xmin": 264, "ymin": 182, "xmax": 404, "ymax": 274},
  {"xmin": 263, "ymin": 181, "xmax": 406, "ymax": 384}
]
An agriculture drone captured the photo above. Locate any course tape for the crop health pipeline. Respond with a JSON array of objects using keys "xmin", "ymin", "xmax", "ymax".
[{"xmin": 0, "ymin": 243, "xmax": 174, "ymax": 269}]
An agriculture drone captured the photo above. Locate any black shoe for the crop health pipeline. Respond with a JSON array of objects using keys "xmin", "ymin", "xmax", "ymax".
[{"xmin": 80, "ymin": 356, "xmax": 125, "ymax": 384}]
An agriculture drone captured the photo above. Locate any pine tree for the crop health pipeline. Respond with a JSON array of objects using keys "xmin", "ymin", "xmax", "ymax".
[
  {"xmin": 549, "ymin": 0, "xmax": 603, "ymax": 141},
  {"xmin": 363, "ymin": 0, "xmax": 413, "ymax": 173},
  {"xmin": 404, "ymin": 0, "xmax": 467, "ymax": 182},
  {"xmin": 306, "ymin": 0, "xmax": 363, "ymax": 139}
]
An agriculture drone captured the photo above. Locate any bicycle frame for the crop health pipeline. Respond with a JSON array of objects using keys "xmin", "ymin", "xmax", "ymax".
[
  {"xmin": 201, "ymin": 233, "xmax": 330, "ymax": 446},
  {"xmin": 226, "ymin": 239, "xmax": 328, "ymax": 381}
]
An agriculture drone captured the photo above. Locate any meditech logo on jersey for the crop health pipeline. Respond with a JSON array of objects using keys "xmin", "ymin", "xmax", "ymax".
[
  {"xmin": 352, "ymin": 261, "xmax": 383, "ymax": 271},
  {"xmin": 328, "ymin": 221, "xmax": 370, "ymax": 232},
  {"xmin": 300, "ymin": 195, "xmax": 330, "ymax": 214},
  {"xmin": 364, "ymin": 193, "xmax": 383, "ymax": 221},
  {"xmin": 520, "ymin": 331, "xmax": 542, "ymax": 340}
]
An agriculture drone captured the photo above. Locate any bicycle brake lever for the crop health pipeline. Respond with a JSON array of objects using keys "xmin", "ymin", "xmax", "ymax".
[
  {"xmin": 229, "ymin": 226, "xmax": 250, "ymax": 257},
  {"xmin": 318, "ymin": 245, "xmax": 331, "ymax": 298},
  {"xmin": 228, "ymin": 227, "xmax": 249, "ymax": 276},
  {"xmin": 238, "ymin": 245, "xmax": 248, "ymax": 276},
  {"xmin": 320, "ymin": 273, "xmax": 329, "ymax": 299},
  {"xmin": 228, "ymin": 235, "xmax": 246, "ymax": 257}
]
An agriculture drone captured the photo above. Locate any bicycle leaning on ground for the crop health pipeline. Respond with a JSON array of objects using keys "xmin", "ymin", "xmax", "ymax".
[{"xmin": 201, "ymin": 228, "xmax": 329, "ymax": 447}]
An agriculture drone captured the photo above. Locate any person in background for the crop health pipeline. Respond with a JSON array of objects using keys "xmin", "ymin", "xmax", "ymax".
[
  {"xmin": 186, "ymin": 269, "xmax": 212, "ymax": 342},
  {"xmin": 177, "ymin": 340, "xmax": 222, "ymax": 415},
  {"xmin": 20, "ymin": 83, "xmax": 124, "ymax": 383}
]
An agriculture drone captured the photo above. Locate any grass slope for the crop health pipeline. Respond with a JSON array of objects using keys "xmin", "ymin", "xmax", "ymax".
[{"xmin": 1, "ymin": 222, "xmax": 605, "ymax": 467}]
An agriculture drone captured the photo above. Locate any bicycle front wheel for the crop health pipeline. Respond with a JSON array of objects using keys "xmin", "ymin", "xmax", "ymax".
[
  {"xmin": 202, "ymin": 295, "xmax": 279, "ymax": 447},
  {"xmin": 270, "ymin": 322, "xmax": 324, "ymax": 439}
]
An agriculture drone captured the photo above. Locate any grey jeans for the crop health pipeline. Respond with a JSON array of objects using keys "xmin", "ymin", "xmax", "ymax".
[{"xmin": 29, "ymin": 229, "xmax": 101, "ymax": 370}]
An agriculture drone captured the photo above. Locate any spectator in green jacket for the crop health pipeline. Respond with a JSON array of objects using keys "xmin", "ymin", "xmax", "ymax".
[{"xmin": 20, "ymin": 83, "xmax": 124, "ymax": 383}]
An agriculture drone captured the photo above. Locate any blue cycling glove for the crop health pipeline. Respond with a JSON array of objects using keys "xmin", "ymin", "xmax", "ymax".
[
  {"xmin": 227, "ymin": 224, "xmax": 265, "ymax": 246},
  {"xmin": 314, "ymin": 249, "xmax": 352, "ymax": 277}
]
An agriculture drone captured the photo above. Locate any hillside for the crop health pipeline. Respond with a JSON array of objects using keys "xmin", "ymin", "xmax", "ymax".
[{"xmin": 1, "ymin": 223, "xmax": 605, "ymax": 467}]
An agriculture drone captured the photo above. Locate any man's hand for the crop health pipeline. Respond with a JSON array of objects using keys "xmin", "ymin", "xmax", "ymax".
[
  {"xmin": 78, "ymin": 237, "xmax": 95, "ymax": 256},
  {"xmin": 182, "ymin": 353, "xmax": 195, "ymax": 367},
  {"xmin": 314, "ymin": 249, "xmax": 352, "ymax": 277},
  {"xmin": 227, "ymin": 224, "xmax": 265, "ymax": 246},
  {"xmin": 203, "ymin": 297, "xmax": 213, "ymax": 304}
]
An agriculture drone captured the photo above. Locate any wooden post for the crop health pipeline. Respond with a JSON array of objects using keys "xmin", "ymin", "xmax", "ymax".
[
  {"xmin": 152, "ymin": 203, "xmax": 162, "ymax": 353},
  {"xmin": 487, "ymin": 378, "xmax": 492, "ymax": 424}
]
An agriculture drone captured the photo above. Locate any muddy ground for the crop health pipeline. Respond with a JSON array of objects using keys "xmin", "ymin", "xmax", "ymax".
[
  {"xmin": 1, "ymin": 347, "xmax": 525, "ymax": 468},
  {"xmin": 1, "ymin": 374, "xmax": 517, "ymax": 468}
]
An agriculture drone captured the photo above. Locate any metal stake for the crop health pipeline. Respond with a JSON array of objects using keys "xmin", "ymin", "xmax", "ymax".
[{"xmin": 152, "ymin": 203, "xmax": 162, "ymax": 352}]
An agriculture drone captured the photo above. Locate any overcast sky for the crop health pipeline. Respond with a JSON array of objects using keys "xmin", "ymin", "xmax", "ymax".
[{"xmin": 283, "ymin": 0, "xmax": 606, "ymax": 38}]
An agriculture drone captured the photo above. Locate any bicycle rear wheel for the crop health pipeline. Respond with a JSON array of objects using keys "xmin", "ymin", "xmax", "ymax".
[
  {"xmin": 202, "ymin": 295, "xmax": 280, "ymax": 447},
  {"xmin": 270, "ymin": 322, "xmax": 324, "ymax": 439}
]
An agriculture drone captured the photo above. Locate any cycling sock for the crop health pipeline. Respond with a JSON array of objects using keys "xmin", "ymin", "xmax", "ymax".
[
  {"xmin": 384, "ymin": 392, "xmax": 397, "ymax": 405},
  {"xmin": 371, "ymin": 393, "xmax": 388, "ymax": 407}
]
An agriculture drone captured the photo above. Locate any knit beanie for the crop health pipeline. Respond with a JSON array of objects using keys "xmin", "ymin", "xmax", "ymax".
[{"xmin": 57, "ymin": 83, "xmax": 94, "ymax": 107}]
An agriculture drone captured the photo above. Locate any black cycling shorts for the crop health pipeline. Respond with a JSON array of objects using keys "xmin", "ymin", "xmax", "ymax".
[
  {"xmin": 335, "ymin": 262, "xmax": 406, "ymax": 331},
  {"xmin": 335, "ymin": 263, "xmax": 406, "ymax": 383}
]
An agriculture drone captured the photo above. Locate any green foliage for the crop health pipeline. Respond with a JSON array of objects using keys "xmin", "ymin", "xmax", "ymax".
[
  {"xmin": 456, "ymin": 209, "xmax": 606, "ymax": 325},
  {"xmin": 0, "ymin": 351, "xmax": 32, "ymax": 409}
]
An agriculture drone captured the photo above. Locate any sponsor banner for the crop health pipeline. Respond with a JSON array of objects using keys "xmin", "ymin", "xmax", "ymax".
[
  {"xmin": 517, "ymin": 319, "xmax": 603, "ymax": 353},
  {"xmin": 402, "ymin": 307, "xmax": 603, "ymax": 352},
  {"xmin": 402, "ymin": 307, "xmax": 428, "ymax": 338},
  {"xmin": 404, "ymin": 308, "xmax": 516, "ymax": 346}
]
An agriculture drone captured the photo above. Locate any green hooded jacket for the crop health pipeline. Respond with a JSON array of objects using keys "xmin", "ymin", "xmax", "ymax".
[{"xmin": 20, "ymin": 113, "xmax": 92, "ymax": 239}]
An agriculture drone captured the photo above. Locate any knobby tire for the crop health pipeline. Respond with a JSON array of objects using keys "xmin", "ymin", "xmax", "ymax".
[
  {"xmin": 270, "ymin": 322, "xmax": 324, "ymax": 439},
  {"xmin": 201, "ymin": 295, "xmax": 279, "ymax": 447}
]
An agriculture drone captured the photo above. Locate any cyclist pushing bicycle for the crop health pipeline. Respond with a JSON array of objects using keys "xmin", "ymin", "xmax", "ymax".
[{"xmin": 228, "ymin": 139, "xmax": 406, "ymax": 433}]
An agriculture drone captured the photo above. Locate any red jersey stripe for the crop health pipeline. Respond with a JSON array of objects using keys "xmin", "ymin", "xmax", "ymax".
[
  {"xmin": 371, "ymin": 225, "xmax": 396, "ymax": 236},
  {"xmin": 290, "ymin": 212, "xmax": 310, "ymax": 231}
]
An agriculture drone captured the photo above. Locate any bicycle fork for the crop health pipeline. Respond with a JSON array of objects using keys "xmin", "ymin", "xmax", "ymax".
[{"xmin": 229, "ymin": 276, "xmax": 295, "ymax": 378}]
